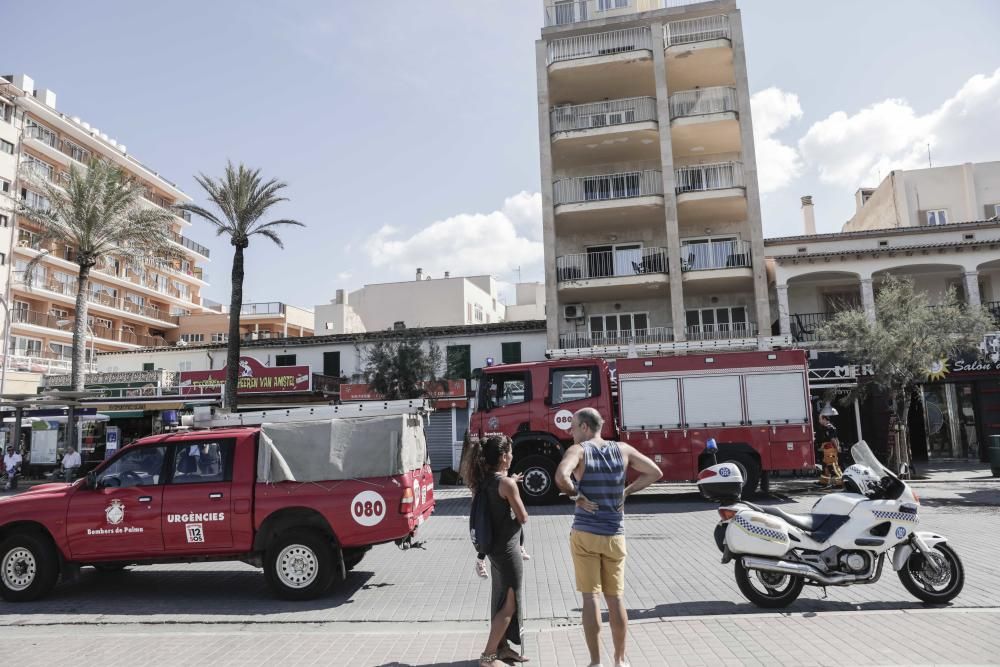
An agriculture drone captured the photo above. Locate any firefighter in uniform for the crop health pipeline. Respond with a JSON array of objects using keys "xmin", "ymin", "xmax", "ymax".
[{"xmin": 816, "ymin": 413, "xmax": 843, "ymax": 487}]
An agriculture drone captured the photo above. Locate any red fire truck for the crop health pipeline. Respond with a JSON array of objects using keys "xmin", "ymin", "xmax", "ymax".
[{"xmin": 472, "ymin": 350, "xmax": 815, "ymax": 504}]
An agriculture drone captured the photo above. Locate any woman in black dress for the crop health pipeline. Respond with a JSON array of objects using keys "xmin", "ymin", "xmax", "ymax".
[{"xmin": 461, "ymin": 435, "xmax": 529, "ymax": 666}]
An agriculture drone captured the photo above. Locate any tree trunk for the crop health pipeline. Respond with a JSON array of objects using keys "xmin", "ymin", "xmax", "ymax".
[
  {"xmin": 225, "ymin": 245, "xmax": 246, "ymax": 410},
  {"xmin": 898, "ymin": 391, "xmax": 913, "ymax": 475},
  {"xmin": 67, "ymin": 263, "xmax": 92, "ymax": 459}
]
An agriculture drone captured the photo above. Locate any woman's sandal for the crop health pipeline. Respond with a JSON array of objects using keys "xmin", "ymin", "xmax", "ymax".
[
  {"xmin": 498, "ymin": 645, "xmax": 530, "ymax": 663},
  {"xmin": 479, "ymin": 652, "xmax": 505, "ymax": 667}
]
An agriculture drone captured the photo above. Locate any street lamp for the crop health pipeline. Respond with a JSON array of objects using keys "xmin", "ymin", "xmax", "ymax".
[{"xmin": 0, "ymin": 295, "xmax": 10, "ymax": 397}]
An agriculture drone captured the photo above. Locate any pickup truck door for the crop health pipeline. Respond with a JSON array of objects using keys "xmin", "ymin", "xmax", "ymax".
[
  {"xmin": 67, "ymin": 444, "xmax": 167, "ymax": 558},
  {"xmin": 161, "ymin": 439, "xmax": 235, "ymax": 551}
]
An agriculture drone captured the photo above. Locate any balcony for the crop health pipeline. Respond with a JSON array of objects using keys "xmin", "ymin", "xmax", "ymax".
[
  {"xmin": 170, "ymin": 231, "xmax": 210, "ymax": 258},
  {"xmin": 554, "ymin": 170, "xmax": 664, "ymax": 228},
  {"xmin": 675, "ymin": 161, "xmax": 746, "ymax": 225},
  {"xmin": 551, "ymin": 97, "xmax": 660, "ymax": 164},
  {"xmin": 1, "ymin": 352, "xmax": 95, "ymax": 375},
  {"xmin": 12, "ymin": 271, "xmax": 180, "ymax": 326},
  {"xmin": 664, "ymin": 16, "xmax": 734, "ymax": 91},
  {"xmin": 547, "ymin": 27, "xmax": 656, "ymax": 102},
  {"xmin": 544, "ymin": 0, "xmax": 704, "ymax": 27},
  {"xmin": 559, "ymin": 326, "xmax": 674, "ymax": 349},
  {"xmin": 556, "ymin": 247, "xmax": 668, "ymax": 299},
  {"xmin": 686, "ymin": 321, "xmax": 757, "ymax": 341},
  {"xmin": 681, "ymin": 239, "xmax": 751, "ymax": 271},
  {"xmin": 669, "ymin": 87, "xmax": 740, "ymax": 155},
  {"xmin": 9, "ymin": 309, "xmax": 169, "ymax": 348},
  {"xmin": 789, "ymin": 312, "xmax": 836, "ymax": 343}
]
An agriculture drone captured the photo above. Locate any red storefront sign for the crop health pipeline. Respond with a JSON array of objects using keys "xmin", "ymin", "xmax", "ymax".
[
  {"xmin": 340, "ymin": 379, "xmax": 467, "ymax": 407},
  {"xmin": 179, "ymin": 357, "xmax": 311, "ymax": 395}
]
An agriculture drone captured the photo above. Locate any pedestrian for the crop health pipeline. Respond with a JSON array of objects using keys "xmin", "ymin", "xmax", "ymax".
[
  {"xmin": 816, "ymin": 414, "xmax": 843, "ymax": 488},
  {"xmin": 555, "ymin": 407, "xmax": 662, "ymax": 667},
  {"xmin": 460, "ymin": 435, "xmax": 530, "ymax": 667},
  {"xmin": 62, "ymin": 444, "xmax": 81, "ymax": 482}
]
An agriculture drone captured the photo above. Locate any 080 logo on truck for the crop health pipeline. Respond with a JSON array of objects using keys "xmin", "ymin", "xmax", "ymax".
[
  {"xmin": 350, "ymin": 490, "xmax": 386, "ymax": 527},
  {"xmin": 554, "ymin": 409, "xmax": 574, "ymax": 431}
]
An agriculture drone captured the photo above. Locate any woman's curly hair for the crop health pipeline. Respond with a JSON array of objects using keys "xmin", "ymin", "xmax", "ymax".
[{"xmin": 460, "ymin": 433, "xmax": 512, "ymax": 493}]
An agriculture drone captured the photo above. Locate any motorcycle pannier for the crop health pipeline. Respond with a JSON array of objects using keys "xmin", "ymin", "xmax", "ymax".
[
  {"xmin": 697, "ymin": 463, "xmax": 744, "ymax": 503},
  {"xmin": 725, "ymin": 510, "xmax": 791, "ymax": 557}
]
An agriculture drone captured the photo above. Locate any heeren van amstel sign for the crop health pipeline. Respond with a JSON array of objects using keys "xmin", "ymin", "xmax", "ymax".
[{"xmin": 179, "ymin": 357, "xmax": 311, "ymax": 394}]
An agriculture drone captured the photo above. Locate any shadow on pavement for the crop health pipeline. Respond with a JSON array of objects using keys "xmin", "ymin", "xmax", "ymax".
[
  {"xmin": 4, "ymin": 567, "xmax": 374, "ymax": 616},
  {"xmin": 918, "ymin": 486, "xmax": 1000, "ymax": 507},
  {"xmin": 609, "ymin": 596, "xmax": 940, "ymax": 622}
]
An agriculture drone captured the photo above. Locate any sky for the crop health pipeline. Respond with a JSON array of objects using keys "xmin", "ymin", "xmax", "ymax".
[{"xmin": 5, "ymin": 0, "xmax": 1000, "ymax": 310}]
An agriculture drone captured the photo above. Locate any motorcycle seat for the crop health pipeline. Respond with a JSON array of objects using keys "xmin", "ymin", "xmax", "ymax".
[{"xmin": 758, "ymin": 505, "xmax": 818, "ymax": 532}]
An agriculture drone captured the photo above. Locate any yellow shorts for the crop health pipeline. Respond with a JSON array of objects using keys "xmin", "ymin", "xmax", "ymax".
[{"xmin": 570, "ymin": 529, "xmax": 627, "ymax": 596}]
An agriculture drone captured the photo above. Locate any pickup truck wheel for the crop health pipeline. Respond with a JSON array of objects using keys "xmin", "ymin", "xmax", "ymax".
[
  {"xmin": 512, "ymin": 455, "xmax": 559, "ymax": 505},
  {"xmin": 0, "ymin": 533, "xmax": 59, "ymax": 602},
  {"xmin": 264, "ymin": 530, "xmax": 336, "ymax": 601}
]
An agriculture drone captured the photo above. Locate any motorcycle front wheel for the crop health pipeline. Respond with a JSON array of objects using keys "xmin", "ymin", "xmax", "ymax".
[
  {"xmin": 897, "ymin": 543, "xmax": 964, "ymax": 604},
  {"xmin": 734, "ymin": 559, "xmax": 804, "ymax": 608}
]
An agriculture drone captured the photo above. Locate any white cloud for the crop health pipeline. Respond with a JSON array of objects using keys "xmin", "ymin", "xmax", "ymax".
[
  {"xmin": 750, "ymin": 87, "xmax": 804, "ymax": 194},
  {"xmin": 364, "ymin": 191, "xmax": 543, "ymax": 284},
  {"xmin": 798, "ymin": 68, "xmax": 1000, "ymax": 189}
]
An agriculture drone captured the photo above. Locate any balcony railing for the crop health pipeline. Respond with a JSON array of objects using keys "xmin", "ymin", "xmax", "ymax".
[
  {"xmin": 170, "ymin": 231, "xmax": 210, "ymax": 257},
  {"xmin": 547, "ymin": 26, "xmax": 651, "ymax": 64},
  {"xmin": 560, "ymin": 327, "xmax": 674, "ymax": 349},
  {"xmin": 551, "ymin": 97, "xmax": 656, "ymax": 133},
  {"xmin": 544, "ymin": 0, "xmax": 707, "ymax": 26},
  {"xmin": 985, "ymin": 301, "xmax": 1000, "ymax": 325},
  {"xmin": 686, "ymin": 321, "xmax": 757, "ymax": 340},
  {"xmin": 9, "ymin": 309, "xmax": 168, "ymax": 347},
  {"xmin": 13, "ymin": 271, "xmax": 179, "ymax": 325},
  {"xmin": 557, "ymin": 247, "xmax": 667, "ymax": 281},
  {"xmin": 1, "ymin": 353, "xmax": 95, "ymax": 375},
  {"xmin": 680, "ymin": 239, "xmax": 751, "ymax": 271},
  {"xmin": 664, "ymin": 15, "xmax": 731, "ymax": 47},
  {"xmin": 669, "ymin": 87, "xmax": 738, "ymax": 119},
  {"xmin": 675, "ymin": 162, "xmax": 744, "ymax": 194},
  {"xmin": 554, "ymin": 170, "xmax": 663, "ymax": 205},
  {"xmin": 789, "ymin": 312, "xmax": 836, "ymax": 342},
  {"xmin": 11, "ymin": 309, "xmax": 61, "ymax": 329}
]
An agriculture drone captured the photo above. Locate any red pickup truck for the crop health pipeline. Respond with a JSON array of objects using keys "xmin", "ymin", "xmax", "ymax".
[{"xmin": 0, "ymin": 405, "xmax": 435, "ymax": 602}]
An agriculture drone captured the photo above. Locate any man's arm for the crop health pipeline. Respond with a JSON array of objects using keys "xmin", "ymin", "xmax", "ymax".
[
  {"xmin": 555, "ymin": 445, "xmax": 584, "ymax": 495},
  {"xmin": 621, "ymin": 444, "xmax": 662, "ymax": 498}
]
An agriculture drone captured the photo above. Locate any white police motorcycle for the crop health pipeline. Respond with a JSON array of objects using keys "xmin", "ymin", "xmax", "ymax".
[{"xmin": 698, "ymin": 440, "xmax": 964, "ymax": 608}]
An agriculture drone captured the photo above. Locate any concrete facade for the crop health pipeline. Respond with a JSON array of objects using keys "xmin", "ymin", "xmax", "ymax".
[
  {"xmin": 315, "ymin": 272, "xmax": 544, "ymax": 334},
  {"xmin": 175, "ymin": 302, "xmax": 314, "ymax": 344},
  {"xmin": 0, "ymin": 74, "xmax": 212, "ymax": 393},
  {"xmin": 843, "ymin": 161, "xmax": 1000, "ymax": 232},
  {"xmin": 536, "ymin": 0, "xmax": 772, "ymax": 357}
]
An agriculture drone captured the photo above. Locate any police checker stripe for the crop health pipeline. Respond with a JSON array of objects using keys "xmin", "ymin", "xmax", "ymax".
[
  {"xmin": 734, "ymin": 514, "xmax": 786, "ymax": 543},
  {"xmin": 872, "ymin": 510, "xmax": 919, "ymax": 523},
  {"xmin": 166, "ymin": 512, "xmax": 226, "ymax": 523}
]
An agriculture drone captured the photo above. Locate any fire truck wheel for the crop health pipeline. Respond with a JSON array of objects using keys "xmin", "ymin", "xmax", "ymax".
[
  {"xmin": 723, "ymin": 454, "xmax": 761, "ymax": 496},
  {"xmin": 0, "ymin": 532, "xmax": 59, "ymax": 602},
  {"xmin": 264, "ymin": 530, "xmax": 336, "ymax": 600},
  {"xmin": 513, "ymin": 455, "xmax": 559, "ymax": 505}
]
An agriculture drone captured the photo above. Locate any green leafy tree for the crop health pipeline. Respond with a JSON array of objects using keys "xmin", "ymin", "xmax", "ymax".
[
  {"xmin": 179, "ymin": 162, "xmax": 303, "ymax": 410},
  {"xmin": 363, "ymin": 333, "xmax": 445, "ymax": 400},
  {"xmin": 818, "ymin": 275, "xmax": 993, "ymax": 472},
  {"xmin": 17, "ymin": 159, "xmax": 178, "ymax": 390}
]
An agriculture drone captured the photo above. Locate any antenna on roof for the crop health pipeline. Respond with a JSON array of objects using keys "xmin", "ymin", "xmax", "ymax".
[{"xmin": 927, "ymin": 143, "xmax": 932, "ymax": 168}]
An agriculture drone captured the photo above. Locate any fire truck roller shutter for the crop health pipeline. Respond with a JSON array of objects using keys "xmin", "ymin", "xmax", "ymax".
[
  {"xmin": 744, "ymin": 372, "xmax": 809, "ymax": 424},
  {"xmin": 619, "ymin": 377, "xmax": 681, "ymax": 430},
  {"xmin": 682, "ymin": 375, "xmax": 743, "ymax": 427}
]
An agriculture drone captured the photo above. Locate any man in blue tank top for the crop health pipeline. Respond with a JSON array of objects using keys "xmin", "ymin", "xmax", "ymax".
[{"xmin": 555, "ymin": 407, "xmax": 662, "ymax": 667}]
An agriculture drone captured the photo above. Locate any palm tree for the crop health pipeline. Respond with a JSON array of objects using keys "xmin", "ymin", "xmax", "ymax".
[
  {"xmin": 17, "ymin": 159, "xmax": 179, "ymax": 391},
  {"xmin": 179, "ymin": 162, "xmax": 303, "ymax": 410}
]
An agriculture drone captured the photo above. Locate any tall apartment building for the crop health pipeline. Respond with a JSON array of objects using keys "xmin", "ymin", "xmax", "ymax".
[
  {"xmin": 536, "ymin": 0, "xmax": 772, "ymax": 357},
  {"xmin": 0, "ymin": 73, "xmax": 212, "ymax": 388}
]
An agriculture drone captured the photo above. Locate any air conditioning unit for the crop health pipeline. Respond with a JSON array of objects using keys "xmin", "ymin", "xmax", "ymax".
[{"xmin": 564, "ymin": 304, "xmax": 585, "ymax": 320}]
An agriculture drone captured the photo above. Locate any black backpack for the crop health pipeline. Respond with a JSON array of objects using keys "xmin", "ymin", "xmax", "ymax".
[{"xmin": 469, "ymin": 487, "xmax": 493, "ymax": 554}]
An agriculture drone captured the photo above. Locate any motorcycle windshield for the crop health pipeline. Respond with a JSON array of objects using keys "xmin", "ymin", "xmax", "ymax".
[{"xmin": 851, "ymin": 440, "xmax": 890, "ymax": 476}]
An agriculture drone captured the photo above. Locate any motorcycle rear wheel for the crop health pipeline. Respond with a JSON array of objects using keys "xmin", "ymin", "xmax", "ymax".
[
  {"xmin": 734, "ymin": 559, "xmax": 804, "ymax": 608},
  {"xmin": 897, "ymin": 543, "xmax": 964, "ymax": 604}
]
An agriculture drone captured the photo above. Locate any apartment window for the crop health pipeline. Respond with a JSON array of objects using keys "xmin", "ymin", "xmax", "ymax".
[
  {"xmin": 0, "ymin": 214, "xmax": 8, "ymax": 227},
  {"xmin": 0, "ymin": 251, "xmax": 5, "ymax": 266},
  {"xmin": 211, "ymin": 333, "xmax": 228, "ymax": 343},
  {"xmin": 143, "ymin": 363, "xmax": 155, "ymax": 371},
  {"xmin": 823, "ymin": 291, "xmax": 861, "ymax": 313},
  {"xmin": 63, "ymin": 140, "xmax": 89, "ymax": 163},
  {"xmin": 23, "ymin": 155, "xmax": 54, "ymax": 182},
  {"xmin": 13, "ymin": 301, "xmax": 29, "ymax": 318},
  {"xmin": 178, "ymin": 360, "xmax": 193, "ymax": 372},
  {"xmin": 89, "ymin": 316, "xmax": 113, "ymax": 331},
  {"xmin": 681, "ymin": 237, "xmax": 745, "ymax": 270},
  {"xmin": 990, "ymin": 204, "xmax": 1000, "ymax": 219},
  {"xmin": 180, "ymin": 333, "xmax": 205, "ymax": 343},
  {"xmin": 0, "ymin": 101, "xmax": 12, "ymax": 123},
  {"xmin": 598, "ymin": 0, "xmax": 628, "ymax": 9},
  {"xmin": 685, "ymin": 307, "xmax": 750, "ymax": 338},
  {"xmin": 589, "ymin": 312, "xmax": 650, "ymax": 344},
  {"xmin": 12, "ymin": 336, "xmax": 42, "ymax": 357},
  {"xmin": 501, "ymin": 342, "xmax": 522, "ymax": 364},
  {"xmin": 275, "ymin": 354, "xmax": 296, "ymax": 367},
  {"xmin": 446, "ymin": 345, "xmax": 472, "ymax": 380},
  {"xmin": 474, "ymin": 303, "xmax": 484, "ymax": 323},
  {"xmin": 925, "ymin": 209, "xmax": 949, "ymax": 226},
  {"xmin": 48, "ymin": 342, "xmax": 74, "ymax": 361},
  {"xmin": 21, "ymin": 188, "xmax": 50, "ymax": 211},
  {"xmin": 323, "ymin": 351, "xmax": 341, "ymax": 377},
  {"xmin": 0, "ymin": 140, "xmax": 13, "ymax": 155},
  {"xmin": 0, "ymin": 177, "xmax": 10, "ymax": 193},
  {"xmin": 49, "ymin": 307, "xmax": 69, "ymax": 319},
  {"xmin": 25, "ymin": 120, "xmax": 57, "ymax": 148}
]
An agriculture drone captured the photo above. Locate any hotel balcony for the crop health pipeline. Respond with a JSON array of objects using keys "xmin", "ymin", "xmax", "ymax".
[
  {"xmin": 556, "ymin": 247, "xmax": 668, "ymax": 299},
  {"xmin": 674, "ymin": 161, "xmax": 746, "ymax": 224},
  {"xmin": 664, "ymin": 15, "xmax": 735, "ymax": 91},
  {"xmin": 559, "ymin": 326, "xmax": 674, "ymax": 350},
  {"xmin": 551, "ymin": 97, "xmax": 660, "ymax": 164},
  {"xmin": 668, "ymin": 86, "xmax": 740, "ymax": 156},
  {"xmin": 553, "ymin": 169, "xmax": 664, "ymax": 229},
  {"xmin": 547, "ymin": 27, "xmax": 656, "ymax": 101},
  {"xmin": 10, "ymin": 309, "xmax": 168, "ymax": 348}
]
